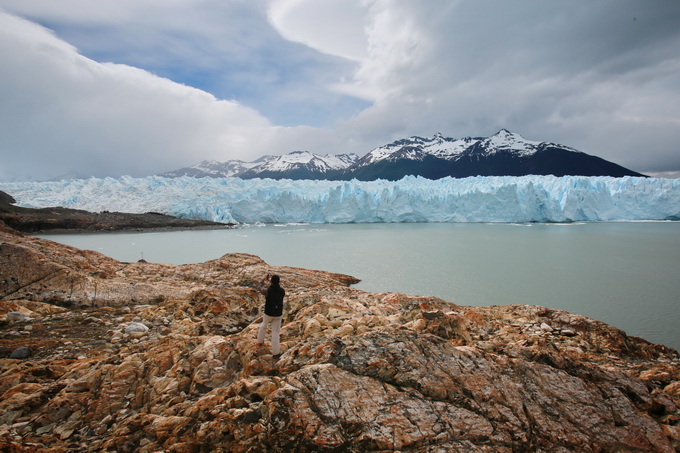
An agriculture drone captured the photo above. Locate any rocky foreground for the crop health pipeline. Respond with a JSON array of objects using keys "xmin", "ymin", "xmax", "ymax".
[{"xmin": 1, "ymin": 221, "xmax": 679, "ymax": 452}]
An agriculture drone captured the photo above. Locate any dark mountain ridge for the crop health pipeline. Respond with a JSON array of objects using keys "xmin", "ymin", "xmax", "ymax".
[{"xmin": 160, "ymin": 130, "xmax": 646, "ymax": 180}]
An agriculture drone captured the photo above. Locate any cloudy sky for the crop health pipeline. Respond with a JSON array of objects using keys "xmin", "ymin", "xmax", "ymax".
[{"xmin": 1, "ymin": 0, "xmax": 679, "ymax": 181}]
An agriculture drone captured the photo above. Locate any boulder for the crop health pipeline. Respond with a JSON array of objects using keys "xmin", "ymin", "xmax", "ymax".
[
  {"xmin": 5, "ymin": 311, "xmax": 31, "ymax": 322},
  {"xmin": 9, "ymin": 346, "xmax": 32, "ymax": 359}
]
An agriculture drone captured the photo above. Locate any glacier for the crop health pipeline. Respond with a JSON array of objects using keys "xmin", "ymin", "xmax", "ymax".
[{"xmin": 1, "ymin": 175, "xmax": 679, "ymax": 224}]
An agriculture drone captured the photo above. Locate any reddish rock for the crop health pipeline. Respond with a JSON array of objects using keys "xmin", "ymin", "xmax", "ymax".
[{"xmin": 1, "ymin": 226, "xmax": 678, "ymax": 452}]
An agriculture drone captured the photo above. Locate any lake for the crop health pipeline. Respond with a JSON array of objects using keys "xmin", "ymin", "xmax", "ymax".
[{"xmin": 39, "ymin": 222, "xmax": 680, "ymax": 350}]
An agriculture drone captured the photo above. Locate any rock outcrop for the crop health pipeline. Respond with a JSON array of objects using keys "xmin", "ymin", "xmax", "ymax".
[{"xmin": 1, "ymin": 224, "xmax": 679, "ymax": 452}]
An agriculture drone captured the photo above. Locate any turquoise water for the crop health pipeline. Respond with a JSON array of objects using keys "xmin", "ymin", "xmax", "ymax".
[{"xmin": 39, "ymin": 222, "xmax": 680, "ymax": 350}]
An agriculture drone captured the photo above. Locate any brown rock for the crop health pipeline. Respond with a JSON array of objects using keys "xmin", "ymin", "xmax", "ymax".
[{"xmin": 0, "ymin": 225, "xmax": 678, "ymax": 452}]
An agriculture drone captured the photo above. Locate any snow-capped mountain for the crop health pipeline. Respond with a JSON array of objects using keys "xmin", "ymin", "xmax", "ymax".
[
  {"xmin": 160, "ymin": 155, "xmax": 276, "ymax": 178},
  {"xmin": 160, "ymin": 130, "xmax": 644, "ymax": 181},
  {"xmin": 353, "ymin": 129, "xmax": 555, "ymax": 167},
  {"xmin": 348, "ymin": 129, "xmax": 644, "ymax": 180},
  {"xmin": 239, "ymin": 151, "xmax": 360, "ymax": 180},
  {"xmin": 162, "ymin": 152, "xmax": 359, "ymax": 180},
  {"xmin": 356, "ymin": 132, "xmax": 482, "ymax": 166}
]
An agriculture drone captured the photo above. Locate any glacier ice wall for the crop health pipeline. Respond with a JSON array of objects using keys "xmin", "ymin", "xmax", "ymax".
[{"xmin": 1, "ymin": 175, "xmax": 679, "ymax": 224}]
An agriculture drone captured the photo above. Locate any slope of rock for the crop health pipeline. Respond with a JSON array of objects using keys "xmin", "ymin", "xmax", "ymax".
[{"xmin": 1, "ymin": 225, "xmax": 678, "ymax": 452}]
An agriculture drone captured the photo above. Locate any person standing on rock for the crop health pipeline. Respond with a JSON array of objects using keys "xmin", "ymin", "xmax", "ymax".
[{"xmin": 257, "ymin": 273, "xmax": 285, "ymax": 358}]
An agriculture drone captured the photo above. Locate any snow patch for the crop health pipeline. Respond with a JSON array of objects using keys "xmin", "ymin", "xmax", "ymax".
[{"xmin": 262, "ymin": 151, "xmax": 358, "ymax": 172}]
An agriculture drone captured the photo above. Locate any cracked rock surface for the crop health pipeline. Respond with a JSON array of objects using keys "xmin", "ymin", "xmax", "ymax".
[{"xmin": 1, "ymin": 222, "xmax": 679, "ymax": 452}]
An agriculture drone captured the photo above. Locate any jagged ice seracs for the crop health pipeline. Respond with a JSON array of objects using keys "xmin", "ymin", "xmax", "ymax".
[{"xmin": 1, "ymin": 175, "xmax": 679, "ymax": 224}]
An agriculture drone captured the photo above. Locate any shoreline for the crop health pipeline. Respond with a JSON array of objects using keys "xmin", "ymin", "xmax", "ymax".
[
  {"xmin": 31, "ymin": 221, "xmax": 680, "ymax": 351},
  {"xmin": 30, "ymin": 223, "xmax": 235, "ymax": 235},
  {"xmin": 1, "ymin": 190, "xmax": 233, "ymax": 234}
]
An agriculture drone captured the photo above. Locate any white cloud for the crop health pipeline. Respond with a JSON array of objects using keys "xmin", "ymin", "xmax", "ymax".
[
  {"xmin": 0, "ymin": 11, "xmax": 282, "ymax": 180},
  {"xmin": 268, "ymin": 0, "xmax": 369, "ymax": 62},
  {"xmin": 267, "ymin": 0, "xmax": 428, "ymax": 102}
]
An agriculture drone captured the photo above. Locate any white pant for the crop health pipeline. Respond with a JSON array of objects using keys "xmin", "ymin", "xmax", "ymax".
[{"xmin": 257, "ymin": 314, "xmax": 282, "ymax": 355}]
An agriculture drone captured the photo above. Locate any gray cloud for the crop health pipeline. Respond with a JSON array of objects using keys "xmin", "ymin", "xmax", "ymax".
[
  {"xmin": 329, "ymin": 0, "xmax": 680, "ymax": 174},
  {"xmin": 0, "ymin": 0, "xmax": 679, "ymax": 181}
]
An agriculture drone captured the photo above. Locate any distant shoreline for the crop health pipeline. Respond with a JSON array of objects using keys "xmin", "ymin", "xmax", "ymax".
[
  {"xmin": 32, "ymin": 223, "xmax": 234, "ymax": 235},
  {"xmin": 1, "ymin": 189, "xmax": 233, "ymax": 234}
]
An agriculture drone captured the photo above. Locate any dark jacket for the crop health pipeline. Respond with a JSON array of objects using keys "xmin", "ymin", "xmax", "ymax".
[{"xmin": 264, "ymin": 284, "xmax": 285, "ymax": 317}]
